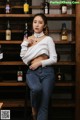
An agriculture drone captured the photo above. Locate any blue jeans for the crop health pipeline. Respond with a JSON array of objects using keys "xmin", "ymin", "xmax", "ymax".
[{"xmin": 26, "ymin": 66, "xmax": 55, "ymax": 120}]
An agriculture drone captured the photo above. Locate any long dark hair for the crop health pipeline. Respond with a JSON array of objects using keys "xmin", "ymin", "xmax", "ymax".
[{"xmin": 32, "ymin": 13, "xmax": 49, "ymax": 35}]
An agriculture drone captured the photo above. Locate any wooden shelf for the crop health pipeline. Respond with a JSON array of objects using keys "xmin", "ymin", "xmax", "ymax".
[
  {"xmin": 0, "ymin": 29, "xmax": 74, "ymax": 34},
  {"xmin": 51, "ymin": 101, "xmax": 75, "ymax": 108},
  {"xmin": 54, "ymin": 61, "xmax": 76, "ymax": 65},
  {"xmin": 27, "ymin": 100, "xmax": 75, "ymax": 108},
  {"xmin": 44, "ymin": 14, "xmax": 75, "ymax": 18},
  {"xmin": 0, "ymin": 81, "xmax": 75, "ymax": 87},
  {"xmin": 0, "ymin": 82, "xmax": 26, "ymax": 87},
  {"xmin": 0, "ymin": 40, "xmax": 22, "ymax": 44},
  {"xmin": 0, "ymin": 61, "xmax": 25, "ymax": 65},
  {"xmin": 54, "ymin": 40, "xmax": 75, "ymax": 44},
  {"xmin": 0, "ymin": 14, "xmax": 76, "ymax": 18},
  {"xmin": 55, "ymin": 82, "xmax": 75, "ymax": 87},
  {"xmin": 0, "ymin": 30, "xmax": 22, "ymax": 33},
  {"xmin": 50, "ymin": 29, "xmax": 73, "ymax": 33},
  {"xmin": 0, "ymin": 99, "xmax": 25, "ymax": 108},
  {"xmin": 0, "ymin": 61, "xmax": 76, "ymax": 65},
  {"xmin": 0, "ymin": 14, "xmax": 32, "ymax": 18},
  {"xmin": 0, "ymin": 40, "xmax": 75, "ymax": 45},
  {"xmin": 1, "ymin": 100, "xmax": 75, "ymax": 108}
]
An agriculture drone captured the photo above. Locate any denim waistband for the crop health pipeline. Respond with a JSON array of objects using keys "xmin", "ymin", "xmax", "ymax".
[{"xmin": 27, "ymin": 65, "xmax": 54, "ymax": 73}]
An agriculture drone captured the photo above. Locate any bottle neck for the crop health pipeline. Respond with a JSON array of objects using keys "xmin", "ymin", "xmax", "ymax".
[
  {"xmin": 25, "ymin": 23, "xmax": 28, "ymax": 29},
  {"xmin": 25, "ymin": 27, "xmax": 27, "ymax": 30},
  {"xmin": 58, "ymin": 68, "xmax": 61, "ymax": 73},
  {"xmin": 7, "ymin": 21, "xmax": 10, "ymax": 29},
  {"xmin": 62, "ymin": 23, "xmax": 66, "ymax": 30},
  {"xmin": 7, "ymin": 0, "xmax": 10, "ymax": 3}
]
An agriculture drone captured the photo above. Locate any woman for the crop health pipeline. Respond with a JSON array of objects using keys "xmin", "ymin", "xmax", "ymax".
[{"xmin": 20, "ymin": 13, "xmax": 57, "ymax": 120}]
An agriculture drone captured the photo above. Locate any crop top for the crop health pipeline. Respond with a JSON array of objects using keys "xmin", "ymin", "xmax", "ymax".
[{"xmin": 20, "ymin": 36, "xmax": 57, "ymax": 67}]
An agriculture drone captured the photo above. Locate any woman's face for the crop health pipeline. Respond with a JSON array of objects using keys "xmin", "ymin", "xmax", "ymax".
[{"xmin": 33, "ymin": 16, "xmax": 45, "ymax": 33}]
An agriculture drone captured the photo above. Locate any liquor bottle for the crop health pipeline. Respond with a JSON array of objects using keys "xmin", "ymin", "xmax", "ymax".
[
  {"xmin": 5, "ymin": 0, "xmax": 11, "ymax": 14},
  {"xmin": 0, "ymin": 45, "xmax": 3, "ymax": 61},
  {"xmin": 23, "ymin": 22, "xmax": 29, "ymax": 39},
  {"xmin": 61, "ymin": 3, "xmax": 67, "ymax": 14},
  {"xmin": 17, "ymin": 68, "xmax": 23, "ymax": 82},
  {"xmin": 43, "ymin": 0, "xmax": 49, "ymax": 14},
  {"xmin": 6, "ymin": 20, "xmax": 11, "ymax": 40},
  {"xmin": 23, "ymin": 0, "xmax": 29, "ymax": 14},
  {"xmin": 56, "ymin": 68, "xmax": 62, "ymax": 81},
  {"xmin": 61, "ymin": 23, "xmax": 68, "ymax": 41}
]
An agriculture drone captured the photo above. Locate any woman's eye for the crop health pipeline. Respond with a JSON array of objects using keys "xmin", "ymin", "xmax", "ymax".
[{"xmin": 34, "ymin": 21, "xmax": 36, "ymax": 23}]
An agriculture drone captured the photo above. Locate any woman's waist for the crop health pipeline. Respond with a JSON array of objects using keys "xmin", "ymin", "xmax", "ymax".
[{"xmin": 30, "ymin": 54, "xmax": 48, "ymax": 64}]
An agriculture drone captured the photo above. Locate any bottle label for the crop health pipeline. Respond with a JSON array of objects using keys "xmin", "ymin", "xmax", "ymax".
[
  {"xmin": 6, "ymin": 30, "xmax": 11, "ymax": 40},
  {"xmin": 17, "ymin": 71, "xmax": 23, "ymax": 81},
  {"xmin": 0, "ymin": 53, "xmax": 3, "ymax": 60},
  {"xmin": 6, "ymin": 5, "xmax": 10, "ymax": 13},
  {"xmin": 62, "ymin": 6, "xmax": 67, "ymax": 14},
  {"xmin": 24, "ymin": 3, "xmax": 29, "ymax": 13},
  {"xmin": 18, "ymin": 76, "xmax": 23, "ymax": 81},
  {"xmin": 62, "ymin": 35, "xmax": 67, "ymax": 40},
  {"xmin": 45, "ymin": 8, "xmax": 48, "ymax": 14},
  {"xmin": 58, "ymin": 75, "xmax": 61, "ymax": 80}
]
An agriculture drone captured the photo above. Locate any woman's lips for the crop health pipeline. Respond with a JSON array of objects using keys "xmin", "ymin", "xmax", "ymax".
[{"xmin": 35, "ymin": 28, "xmax": 39, "ymax": 30}]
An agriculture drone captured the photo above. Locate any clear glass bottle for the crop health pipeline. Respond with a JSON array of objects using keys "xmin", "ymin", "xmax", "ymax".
[
  {"xmin": 24, "ymin": 22, "xmax": 29, "ymax": 38},
  {"xmin": 43, "ymin": 0, "xmax": 49, "ymax": 14},
  {"xmin": 0, "ymin": 45, "xmax": 3, "ymax": 61},
  {"xmin": 56, "ymin": 68, "xmax": 62, "ymax": 81},
  {"xmin": 23, "ymin": 0, "xmax": 29, "ymax": 14},
  {"xmin": 61, "ymin": 3, "xmax": 67, "ymax": 14},
  {"xmin": 61, "ymin": 23, "xmax": 68, "ymax": 41},
  {"xmin": 6, "ymin": 20, "xmax": 11, "ymax": 40},
  {"xmin": 5, "ymin": 0, "xmax": 11, "ymax": 14}
]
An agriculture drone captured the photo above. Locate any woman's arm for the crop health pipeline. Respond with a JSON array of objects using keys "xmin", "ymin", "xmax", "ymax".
[
  {"xmin": 20, "ymin": 39, "xmax": 29, "ymax": 58},
  {"xmin": 41, "ymin": 37, "xmax": 57, "ymax": 67},
  {"xmin": 20, "ymin": 36, "xmax": 33, "ymax": 58}
]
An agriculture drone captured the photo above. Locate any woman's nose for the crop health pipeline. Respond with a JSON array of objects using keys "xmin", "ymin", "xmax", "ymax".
[{"xmin": 36, "ymin": 23, "xmax": 39, "ymax": 27}]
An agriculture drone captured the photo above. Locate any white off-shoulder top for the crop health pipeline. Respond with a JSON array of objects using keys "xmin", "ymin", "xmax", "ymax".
[{"xmin": 20, "ymin": 36, "xmax": 57, "ymax": 67}]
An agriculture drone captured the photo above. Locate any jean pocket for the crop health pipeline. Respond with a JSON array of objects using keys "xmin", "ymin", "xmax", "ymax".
[
  {"xmin": 27, "ymin": 69, "xmax": 31, "ymax": 74},
  {"xmin": 43, "ymin": 66, "xmax": 54, "ymax": 74}
]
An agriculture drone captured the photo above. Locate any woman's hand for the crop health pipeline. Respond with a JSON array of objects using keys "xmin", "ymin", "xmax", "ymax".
[
  {"xmin": 23, "ymin": 36, "xmax": 34, "ymax": 45},
  {"xmin": 29, "ymin": 61, "xmax": 42, "ymax": 70}
]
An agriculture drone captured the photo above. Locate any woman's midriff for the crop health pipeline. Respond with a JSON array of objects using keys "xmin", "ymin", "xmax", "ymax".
[{"xmin": 30, "ymin": 54, "xmax": 48, "ymax": 65}]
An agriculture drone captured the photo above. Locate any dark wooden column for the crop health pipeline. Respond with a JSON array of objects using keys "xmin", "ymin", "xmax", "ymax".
[{"xmin": 76, "ymin": 0, "xmax": 80, "ymax": 120}]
